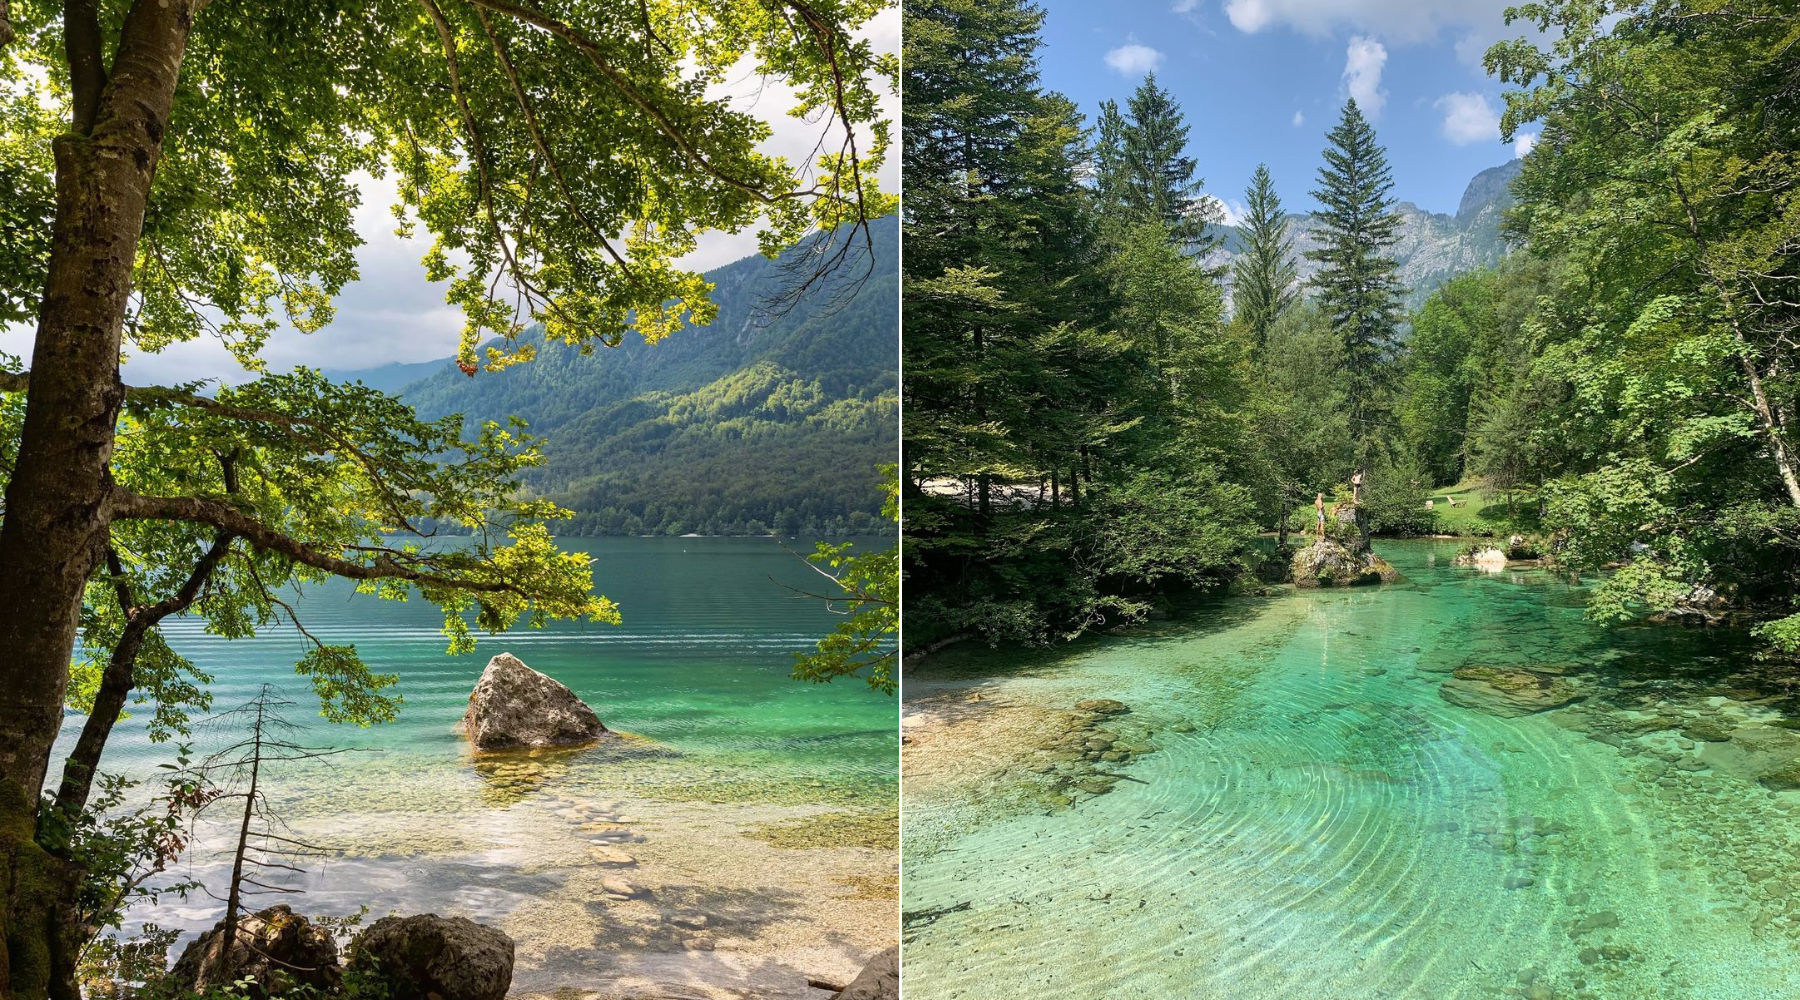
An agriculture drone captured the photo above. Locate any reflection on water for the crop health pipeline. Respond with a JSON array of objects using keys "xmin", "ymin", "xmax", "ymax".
[
  {"xmin": 901, "ymin": 540, "xmax": 1800, "ymax": 1000},
  {"xmin": 65, "ymin": 536, "xmax": 897, "ymax": 998}
]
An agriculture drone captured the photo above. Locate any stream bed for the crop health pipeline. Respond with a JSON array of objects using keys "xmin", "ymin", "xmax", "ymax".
[{"xmin": 901, "ymin": 539, "xmax": 1800, "ymax": 1000}]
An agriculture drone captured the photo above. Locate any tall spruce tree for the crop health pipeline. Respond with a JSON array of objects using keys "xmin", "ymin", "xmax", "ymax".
[
  {"xmin": 1232, "ymin": 164, "xmax": 1299, "ymax": 350},
  {"xmin": 1092, "ymin": 74, "xmax": 1220, "ymax": 252},
  {"xmin": 1306, "ymin": 99, "xmax": 1407, "ymax": 463}
]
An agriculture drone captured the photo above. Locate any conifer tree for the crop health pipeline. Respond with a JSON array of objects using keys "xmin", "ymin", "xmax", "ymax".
[
  {"xmin": 1232, "ymin": 164, "xmax": 1298, "ymax": 350},
  {"xmin": 1092, "ymin": 74, "xmax": 1220, "ymax": 252},
  {"xmin": 1306, "ymin": 99, "xmax": 1407, "ymax": 463}
]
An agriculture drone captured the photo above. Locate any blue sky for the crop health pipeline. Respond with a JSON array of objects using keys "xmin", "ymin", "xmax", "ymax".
[{"xmin": 1034, "ymin": 0, "xmax": 1541, "ymax": 220}]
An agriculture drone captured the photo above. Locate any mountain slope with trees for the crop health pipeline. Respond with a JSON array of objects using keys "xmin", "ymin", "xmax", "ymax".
[{"xmin": 386, "ymin": 217, "xmax": 899, "ymax": 537}]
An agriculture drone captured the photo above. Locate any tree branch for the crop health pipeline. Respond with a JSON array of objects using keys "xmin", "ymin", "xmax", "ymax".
[
  {"xmin": 108, "ymin": 488, "xmax": 526, "ymax": 597},
  {"xmin": 53, "ymin": 530, "xmax": 235, "ymax": 821},
  {"xmin": 466, "ymin": 0, "xmax": 818, "ymax": 204},
  {"xmin": 64, "ymin": 0, "xmax": 107, "ymax": 133},
  {"xmin": 474, "ymin": 5, "xmax": 635, "ymax": 276}
]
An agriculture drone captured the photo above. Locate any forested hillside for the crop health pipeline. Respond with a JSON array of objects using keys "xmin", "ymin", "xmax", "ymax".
[
  {"xmin": 903, "ymin": 0, "xmax": 1800, "ymax": 660},
  {"xmin": 355, "ymin": 218, "xmax": 898, "ymax": 537}
]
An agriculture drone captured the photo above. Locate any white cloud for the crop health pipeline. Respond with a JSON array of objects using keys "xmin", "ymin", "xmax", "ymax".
[
  {"xmin": 1105, "ymin": 42, "xmax": 1165, "ymax": 76},
  {"xmin": 1342, "ymin": 36, "xmax": 1387, "ymax": 117},
  {"xmin": 1292, "ymin": 110, "xmax": 1305, "ymax": 127},
  {"xmin": 1172, "ymin": 0, "xmax": 1198, "ymax": 12},
  {"xmin": 1434, "ymin": 91, "xmax": 1500, "ymax": 145},
  {"xmin": 1514, "ymin": 131, "xmax": 1538, "ymax": 159},
  {"xmin": 1224, "ymin": 0, "xmax": 1517, "ymax": 47},
  {"xmin": 1206, "ymin": 196, "xmax": 1250, "ymax": 227}
]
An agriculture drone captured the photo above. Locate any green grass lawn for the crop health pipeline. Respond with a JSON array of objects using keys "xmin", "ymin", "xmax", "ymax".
[
  {"xmin": 1282, "ymin": 477, "xmax": 1540, "ymax": 538},
  {"xmin": 1425, "ymin": 479, "xmax": 1542, "ymax": 536}
]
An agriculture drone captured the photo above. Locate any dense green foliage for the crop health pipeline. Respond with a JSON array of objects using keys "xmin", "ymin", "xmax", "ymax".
[
  {"xmin": 902, "ymin": 0, "xmax": 1257, "ymax": 647},
  {"xmin": 1371, "ymin": 0, "xmax": 1800, "ymax": 655},
  {"xmin": 396, "ymin": 219, "xmax": 899, "ymax": 537}
]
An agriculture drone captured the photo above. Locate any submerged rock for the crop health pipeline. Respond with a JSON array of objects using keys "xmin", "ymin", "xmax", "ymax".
[
  {"xmin": 831, "ymin": 945, "xmax": 898, "ymax": 999},
  {"xmin": 348, "ymin": 914, "xmax": 514, "ymax": 1000},
  {"xmin": 1453, "ymin": 545, "xmax": 1510, "ymax": 572},
  {"xmin": 1290, "ymin": 537, "xmax": 1399, "ymax": 588},
  {"xmin": 1439, "ymin": 666, "xmax": 1583, "ymax": 718},
  {"xmin": 1758, "ymin": 763, "xmax": 1800, "ymax": 791},
  {"xmin": 1076, "ymin": 698, "xmax": 1129, "ymax": 716},
  {"xmin": 459, "ymin": 652, "xmax": 606, "ymax": 749},
  {"xmin": 168, "ymin": 905, "xmax": 342, "ymax": 997}
]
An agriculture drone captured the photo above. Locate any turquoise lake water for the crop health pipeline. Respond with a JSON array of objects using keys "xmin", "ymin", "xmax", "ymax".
[
  {"xmin": 901, "ymin": 539, "xmax": 1800, "ymax": 1000},
  {"xmin": 61, "ymin": 536, "xmax": 897, "ymax": 996}
]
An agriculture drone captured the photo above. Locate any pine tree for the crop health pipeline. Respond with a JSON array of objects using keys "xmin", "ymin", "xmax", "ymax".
[
  {"xmin": 1306, "ymin": 99, "xmax": 1407, "ymax": 463},
  {"xmin": 1092, "ymin": 74, "xmax": 1220, "ymax": 252},
  {"xmin": 1232, "ymin": 164, "xmax": 1298, "ymax": 350}
]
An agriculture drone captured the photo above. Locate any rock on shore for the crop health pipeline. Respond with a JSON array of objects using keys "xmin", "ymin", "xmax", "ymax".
[
  {"xmin": 168, "ymin": 905, "xmax": 342, "ymax": 996},
  {"xmin": 832, "ymin": 945, "xmax": 898, "ymax": 999},
  {"xmin": 348, "ymin": 914, "xmax": 515, "ymax": 1000},
  {"xmin": 459, "ymin": 652, "xmax": 606, "ymax": 749}
]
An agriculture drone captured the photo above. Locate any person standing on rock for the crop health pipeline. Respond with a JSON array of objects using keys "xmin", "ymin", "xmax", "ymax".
[
  {"xmin": 1352, "ymin": 469, "xmax": 1364, "ymax": 505},
  {"xmin": 1315, "ymin": 492, "xmax": 1327, "ymax": 540}
]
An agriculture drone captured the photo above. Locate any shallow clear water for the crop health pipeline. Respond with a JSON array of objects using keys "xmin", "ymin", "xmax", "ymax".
[
  {"xmin": 63, "ymin": 536, "xmax": 897, "ymax": 995},
  {"xmin": 902, "ymin": 540, "xmax": 1800, "ymax": 1000}
]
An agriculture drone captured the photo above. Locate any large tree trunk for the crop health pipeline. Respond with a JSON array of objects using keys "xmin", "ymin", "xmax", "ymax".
[{"xmin": 0, "ymin": 3, "xmax": 195, "ymax": 996}]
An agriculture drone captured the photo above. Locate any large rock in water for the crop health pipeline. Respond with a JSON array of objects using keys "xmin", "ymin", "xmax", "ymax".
[
  {"xmin": 833, "ymin": 945, "xmax": 899, "ymax": 999},
  {"xmin": 1439, "ymin": 666, "xmax": 1583, "ymax": 718},
  {"xmin": 168, "ymin": 905, "xmax": 342, "ymax": 997},
  {"xmin": 347, "ymin": 914, "xmax": 514, "ymax": 1000},
  {"xmin": 459, "ymin": 652, "xmax": 606, "ymax": 749},
  {"xmin": 1290, "ymin": 537, "xmax": 1399, "ymax": 588}
]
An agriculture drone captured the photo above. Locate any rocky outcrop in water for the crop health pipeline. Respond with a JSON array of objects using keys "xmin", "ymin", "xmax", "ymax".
[
  {"xmin": 348, "ymin": 914, "xmax": 515, "ymax": 1000},
  {"xmin": 1438, "ymin": 666, "xmax": 1583, "ymax": 717},
  {"xmin": 169, "ymin": 905, "xmax": 342, "ymax": 997},
  {"xmin": 830, "ymin": 945, "xmax": 898, "ymax": 999},
  {"xmin": 1291, "ymin": 536, "xmax": 1399, "ymax": 588},
  {"xmin": 460, "ymin": 652, "xmax": 606, "ymax": 749}
]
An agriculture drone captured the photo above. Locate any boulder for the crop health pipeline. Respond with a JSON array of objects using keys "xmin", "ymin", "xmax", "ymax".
[
  {"xmin": 459, "ymin": 652, "xmax": 605, "ymax": 749},
  {"xmin": 1453, "ymin": 545, "xmax": 1509, "ymax": 572},
  {"xmin": 1439, "ymin": 666, "xmax": 1583, "ymax": 718},
  {"xmin": 168, "ymin": 905, "xmax": 342, "ymax": 997},
  {"xmin": 1291, "ymin": 538, "xmax": 1399, "ymax": 588},
  {"xmin": 348, "ymin": 914, "xmax": 514, "ymax": 1000},
  {"xmin": 833, "ymin": 945, "xmax": 899, "ymax": 999}
]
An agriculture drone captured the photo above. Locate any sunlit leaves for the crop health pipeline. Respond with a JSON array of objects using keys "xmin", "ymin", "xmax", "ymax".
[
  {"xmin": 791, "ymin": 468, "xmax": 896, "ymax": 695},
  {"xmin": 1, "ymin": 0, "xmax": 894, "ymax": 370}
]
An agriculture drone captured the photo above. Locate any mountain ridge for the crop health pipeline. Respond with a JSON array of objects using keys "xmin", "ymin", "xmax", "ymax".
[{"xmin": 1211, "ymin": 158, "xmax": 1522, "ymax": 310}]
